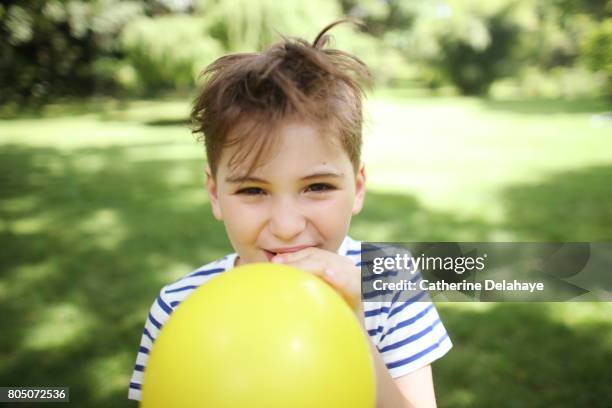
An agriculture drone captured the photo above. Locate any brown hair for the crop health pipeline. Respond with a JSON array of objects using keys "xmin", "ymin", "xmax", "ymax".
[{"xmin": 190, "ymin": 19, "xmax": 372, "ymax": 179}]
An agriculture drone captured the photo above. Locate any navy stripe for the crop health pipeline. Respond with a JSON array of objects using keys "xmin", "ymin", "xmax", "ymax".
[
  {"xmin": 165, "ymin": 285, "xmax": 199, "ymax": 294},
  {"xmin": 362, "ymin": 288, "xmax": 393, "ymax": 300},
  {"xmin": 157, "ymin": 296, "xmax": 173, "ymax": 314},
  {"xmin": 364, "ymin": 289, "xmax": 426, "ymax": 318},
  {"xmin": 379, "ymin": 319, "xmax": 442, "ymax": 353},
  {"xmin": 170, "ymin": 301, "xmax": 181, "ymax": 307},
  {"xmin": 365, "ymin": 306, "xmax": 390, "ymax": 317},
  {"xmin": 390, "ymin": 289, "xmax": 402, "ymax": 305},
  {"xmin": 388, "ymin": 291, "xmax": 427, "ymax": 318},
  {"xmin": 188, "ymin": 267, "xmax": 224, "ymax": 278},
  {"xmin": 143, "ymin": 328, "xmax": 154, "ymax": 343},
  {"xmin": 362, "ymin": 269, "xmax": 400, "ymax": 282},
  {"xmin": 369, "ymin": 304, "xmax": 434, "ymax": 343},
  {"xmin": 389, "ymin": 274, "xmax": 422, "ymax": 307},
  {"xmin": 129, "ymin": 382, "xmax": 142, "ymax": 390},
  {"xmin": 386, "ymin": 332, "xmax": 450, "ymax": 370},
  {"xmin": 148, "ymin": 313, "xmax": 162, "ymax": 330},
  {"xmin": 367, "ymin": 326, "xmax": 384, "ymax": 337},
  {"xmin": 346, "ymin": 249, "xmax": 361, "ymax": 255},
  {"xmin": 364, "ymin": 288, "xmax": 426, "ymax": 318},
  {"xmin": 380, "ymin": 304, "xmax": 435, "ymax": 343},
  {"xmin": 134, "ymin": 364, "xmax": 145, "ymax": 372},
  {"xmin": 139, "ymin": 346, "xmax": 150, "ymax": 354}
]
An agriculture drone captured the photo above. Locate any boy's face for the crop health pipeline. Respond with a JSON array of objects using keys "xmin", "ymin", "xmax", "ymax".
[{"xmin": 205, "ymin": 120, "xmax": 366, "ymax": 266}]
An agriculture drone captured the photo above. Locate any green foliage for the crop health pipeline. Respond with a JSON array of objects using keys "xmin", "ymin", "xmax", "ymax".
[
  {"xmin": 339, "ymin": 0, "xmax": 419, "ymax": 36},
  {"xmin": 0, "ymin": 0, "xmax": 144, "ymax": 106},
  {"xmin": 120, "ymin": 15, "xmax": 223, "ymax": 94},
  {"xmin": 437, "ymin": 12, "xmax": 519, "ymax": 95},
  {"xmin": 551, "ymin": 0, "xmax": 612, "ymax": 21},
  {"xmin": 490, "ymin": 66, "xmax": 605, "ymax": 99},
  {"xmin": 347, "ymin": 0, "xmax": 608, "ymax": 97},
  {"xmin": 3, "ymin": 0, "xmax": 610, "ymax": 104},
  {"xmin": 582, "ymin": 18, "xmax": 612, "ymax": 99},
  {"xmin": 316, "ymin": 25, "xmax": 414, "ymax": 87},
  {"xmin": 387, "ymin": 0, "xmax": 522, "ymax": 95},
  {"xmin": 196, "ymin": 0, "xmax": 341, "ymax": 52}
]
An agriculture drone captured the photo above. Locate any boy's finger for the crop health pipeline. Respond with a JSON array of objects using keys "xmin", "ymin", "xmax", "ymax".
[
  {"xmin": 271, "ymin": 246, "xmax": 318, "ymax": 263},
  {"xmin": 278, "ymin": 257, "xmax": 347, "ymax": 291},
  {"xmin": 277, "ymin": 257, "xmax": 325, "ymax": 277},
  {"xmin": 281, "ymin": 257, "xmax": 361, "ymax": 309}
]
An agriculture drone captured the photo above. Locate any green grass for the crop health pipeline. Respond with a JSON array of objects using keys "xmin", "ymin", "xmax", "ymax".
[{"xmin": 1, "ymin": 93, "xmax": 611, "ymax": 407}]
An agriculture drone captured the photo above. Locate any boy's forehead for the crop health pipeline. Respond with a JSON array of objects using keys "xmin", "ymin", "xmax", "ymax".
[{"xmin": 218, "ymin": 119, "xmax": 348, "ymax": 179}]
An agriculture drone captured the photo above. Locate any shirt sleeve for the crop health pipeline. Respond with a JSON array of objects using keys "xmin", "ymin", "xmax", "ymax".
[
  {"xmin": 128, "ymin": 290, "xmax": 175, "ymax": 401},
  {"xmin": 361, "ymin": 243, "xmax": 453, "ymax": 378},
  {"xmin": 376, "ymin": 296, "xmax": 452, "ymax": 378}
]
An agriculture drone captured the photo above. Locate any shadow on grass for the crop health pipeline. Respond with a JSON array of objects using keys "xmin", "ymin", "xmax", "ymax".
[
  {"xmin": 0, "ymin": 99, "xmax": 134, "ymax": 121},
  {"xmin": 500, "ymin": 165, "xmax": 612, "ymax": 241},
  {"xmin": 479, "ymin": 97, "xmax": 611, "ymax": 115},
  {"xmin": 435, "ymin": 303, "xmax": 612, "ymax": 408},
  {"xmin": 353, "ymin": 191, "xmax": 494, "ymax": 242},
  {"xmin": 1, "ymin": 144, "xmax": 611, "ymax": 407},
  {"xmin": 0, "ymin": 144, "xmax": 228, "ymax": 407},
  {"xmin": 144, "ymin": 118, "xmax": 191, "ymax": 127}
]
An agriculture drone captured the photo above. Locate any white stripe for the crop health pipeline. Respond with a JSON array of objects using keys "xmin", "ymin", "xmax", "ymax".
[
  {"xmin": 380, "ymin": 319, "xmax": 450, "ymax": 367},
  {"xmin": 378, "ymin": 304, "xmax": 439, "ymax": 348},
  {"xmin": 128, "ymin": 388, "xmax": 142, "ymax": 401},
  {"xmin": 130, "ymin": 370, "xmax": 144, "ymax": 384}
]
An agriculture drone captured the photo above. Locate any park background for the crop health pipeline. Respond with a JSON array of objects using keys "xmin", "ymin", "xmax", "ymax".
[{"xmin": 1, "ymin": 0, "xmax": 611, "ymax": 406}]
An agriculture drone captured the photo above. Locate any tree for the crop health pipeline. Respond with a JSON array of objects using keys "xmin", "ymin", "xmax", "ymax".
[{"xmin": 0, "ymin": 0, "xmax": 144, "ymax": 106}]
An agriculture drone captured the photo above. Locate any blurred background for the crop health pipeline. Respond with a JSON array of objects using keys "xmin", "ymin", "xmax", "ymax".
[{"xmin": 1, "ymin": 0, "xmax": 611, "ymax": 407}]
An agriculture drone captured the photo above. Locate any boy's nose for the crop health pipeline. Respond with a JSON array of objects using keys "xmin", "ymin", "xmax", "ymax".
[{"xmin": 268, "ymin": 199, "xmax": 306, "ymax": 241}]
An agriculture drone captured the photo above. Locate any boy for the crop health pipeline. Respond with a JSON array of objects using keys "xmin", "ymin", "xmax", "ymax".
[{"xmin": 129, "ymin": 20, "xmax": 452, "ymax": 407}]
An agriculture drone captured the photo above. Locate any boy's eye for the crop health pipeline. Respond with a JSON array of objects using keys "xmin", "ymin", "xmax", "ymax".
[
  {"xmin": 236, "ymin": 187, "xmax": 265, "ymax": 195},
  {"xmin": 306, "ymin": 183, "xmax": 335, "ymax": 193}
]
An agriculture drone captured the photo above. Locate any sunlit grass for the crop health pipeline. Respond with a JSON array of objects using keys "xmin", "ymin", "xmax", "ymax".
[
  {"xmin": 22, "ymin": 303, "xmax": 93, "ymax": 351},
  {"xmin": 364, "ymin": 95, "xmax": 612, "ymax": 223}
]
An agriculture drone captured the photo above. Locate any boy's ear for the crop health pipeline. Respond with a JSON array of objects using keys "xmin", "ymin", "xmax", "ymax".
[
  {"xmin": 352, "ymin": 162, "xmax": 366, "ymax": 215},
  {"xmin": 205, "ymin": 165, "xmax": 223, "ymax": 220}
]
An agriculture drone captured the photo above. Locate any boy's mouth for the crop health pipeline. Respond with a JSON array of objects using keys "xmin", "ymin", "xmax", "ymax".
[{"xmin": 263, "ymin": 250, "xmax": 277, "ymax": 261}]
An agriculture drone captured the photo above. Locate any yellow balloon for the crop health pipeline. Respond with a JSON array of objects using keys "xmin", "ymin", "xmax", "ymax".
[{"xmin": 141, "ymin": 263, "xmax": 375, "ymax": 408}]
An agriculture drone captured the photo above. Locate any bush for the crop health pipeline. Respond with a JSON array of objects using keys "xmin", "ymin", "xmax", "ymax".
[
  {"xmin": 0, "ymin": 1, "xmax": 144, "ymax": 105},
  {"xmin": 582, "ymin": 18, "xmax": 612, "ymax": 100},
  {"xmin": 490, "ymin": 66, "xmax": 606, "ymax": 99},
  {"xmin": 120, "ymin": 15, "xmax": 223, "ymax": 94},
  {"xmin": 388, "ymin": 1, "xmax": 522, "ymax": 96},
  {"xmin": 437, "ymin": 12, "xmax": 519, "ymax": 95},
  {"xmin": 325, "ymin": 27, "xmax": 415, "ymax": 87}
]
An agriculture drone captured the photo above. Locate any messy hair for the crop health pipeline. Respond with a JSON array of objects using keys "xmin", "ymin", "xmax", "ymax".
[{"xmin": 190, "ymin": 19, "xmax": 372, "ymax": 179}]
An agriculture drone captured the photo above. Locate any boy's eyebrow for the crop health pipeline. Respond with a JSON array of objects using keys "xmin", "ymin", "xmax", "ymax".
[{"xmin": 225, "ymin": 170, "xmax": 344, "ymax": 184}]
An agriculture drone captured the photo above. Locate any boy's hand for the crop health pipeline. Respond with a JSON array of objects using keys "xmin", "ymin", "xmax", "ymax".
[{"xmin": 271, "ymin": 247, "xmax": 361, "ymax": 312}]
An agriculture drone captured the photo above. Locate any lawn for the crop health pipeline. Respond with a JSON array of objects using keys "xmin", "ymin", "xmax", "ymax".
[{"xmin": 1, "ymin": 93, "xmax": 611, "ymax": 407}]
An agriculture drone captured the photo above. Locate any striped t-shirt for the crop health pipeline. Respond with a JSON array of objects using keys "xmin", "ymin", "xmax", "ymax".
[{"xmin": 128, "ymin": 236, "xmax": 452, "ymax": 401}]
